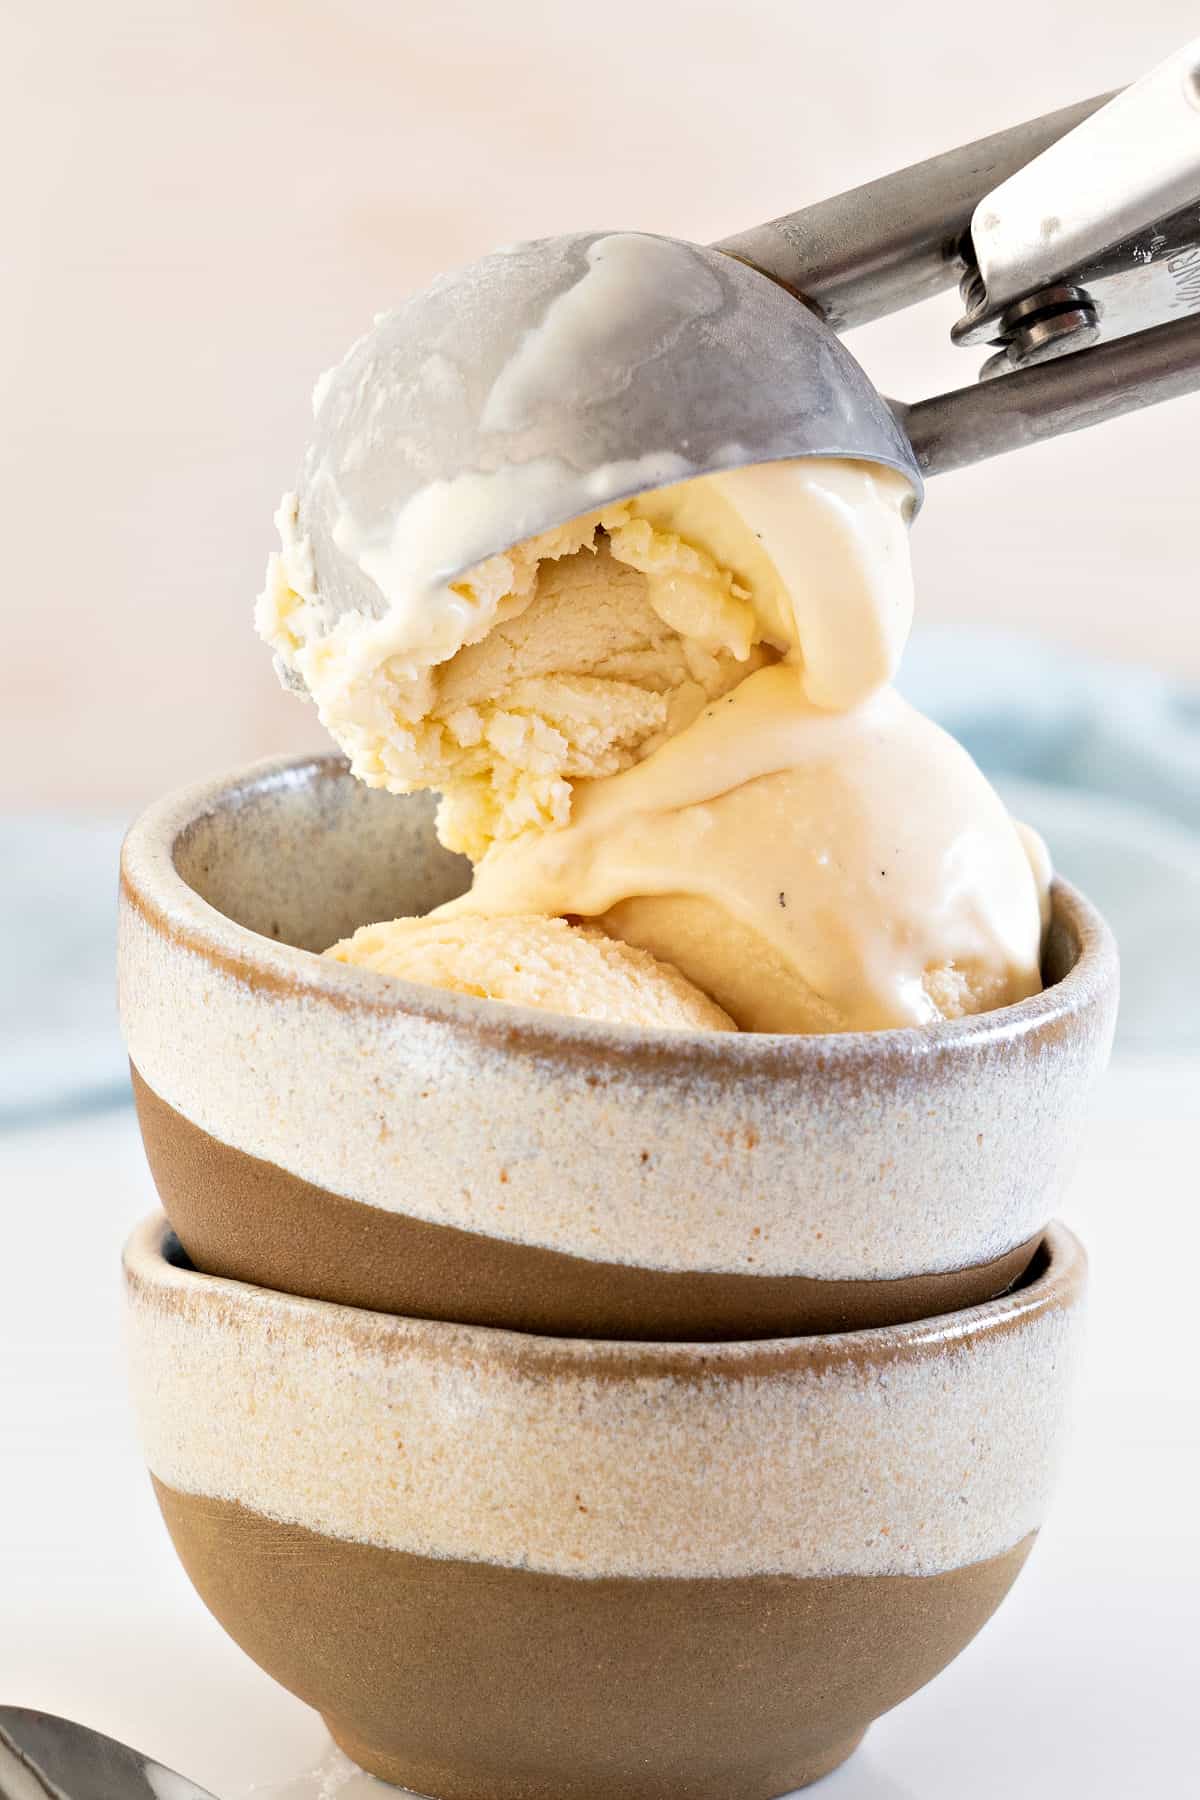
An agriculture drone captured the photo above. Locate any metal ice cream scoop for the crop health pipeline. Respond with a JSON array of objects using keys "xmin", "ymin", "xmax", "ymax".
[{"xmin": 301, "ymin": 37, "xmax": 1200, "ymax": 614}]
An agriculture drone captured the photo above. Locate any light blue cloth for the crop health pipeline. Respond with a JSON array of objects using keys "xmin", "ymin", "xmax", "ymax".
[
  {"xmin": 2, "ymin": 631, "xmax": 1198, "ymax": 1125},
  {"xmin": 1, "ymin": 816, "xmax": 129, "ymax": 1126},
  {"xmin": 898, "ymin": 628, "xmax": 1200, "ymax": 1055},
  {"xmin": 899, "ymin": 626, "xmax": 1200, "ymax": 838}
]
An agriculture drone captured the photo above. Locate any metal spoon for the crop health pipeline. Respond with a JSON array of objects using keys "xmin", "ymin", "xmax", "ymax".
[{"xmin": 0, "ymin": 1707, "xmax": 218, "ymax": 1800}]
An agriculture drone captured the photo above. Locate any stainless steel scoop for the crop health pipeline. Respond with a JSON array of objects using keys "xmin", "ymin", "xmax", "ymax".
[
  {"xmin": 302, "ymin": 38, "xmax": 1200, "ymax": 608},
  {"xmin": 301, "ymin": 233, "xmax": 921, "ymax": 622}
]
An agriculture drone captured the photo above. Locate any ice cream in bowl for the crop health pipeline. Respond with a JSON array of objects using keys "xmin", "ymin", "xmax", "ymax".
[
  {"xmin": 121, "ymin": 744, "xmax": 1112, "ymax": 1338},
  {"xmin": 121, "ymin": 429, "xmax": 1116, "ymax": 1337}
]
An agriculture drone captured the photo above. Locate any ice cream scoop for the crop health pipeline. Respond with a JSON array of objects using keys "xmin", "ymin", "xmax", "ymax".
[
  {"xmin": 261, "ymin": 453, "xmax": 914, "ymax": 861},
  {"xmin": 262, "ymin": 48, "xmax": 1200, "ymax": 677},
  {"xmin": 325, "ymin": 913, "xmax": 735, "ymax": 1032},
  {"xmin": 447, "ymin": 670, "xmax": 1044, "ymax": 1033},
  {"xmin": 263, "ymin": 127, "xmax": 1173, "ymax": 1033},
  {"xmin": 266, "ymin": 232, "xmax": 919, "ymax": 664}
]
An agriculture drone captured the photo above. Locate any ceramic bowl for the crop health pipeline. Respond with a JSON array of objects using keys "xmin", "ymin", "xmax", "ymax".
[
  {"xmin": 119, "ymin": 753, "xmax": 1116, "ymax": 1339},
  {"xmin": 125, "ymin": 1212, "xmax": 1086, "ymax": 1800}
]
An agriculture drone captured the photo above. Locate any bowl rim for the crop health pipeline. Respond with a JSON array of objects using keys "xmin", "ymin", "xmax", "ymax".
[
  {"xmin": 120, "ymin": 750, "xmax": 1119, "ymax": 1076},
  {"xmin": 124, "ymin": 1210, "xmax": 1086, "ymax": 1379}
]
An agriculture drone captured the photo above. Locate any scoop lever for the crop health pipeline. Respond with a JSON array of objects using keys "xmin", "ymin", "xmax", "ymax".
[{"xmin": 719, "ymin": 38, "xmax": 1200, "ymax": 474}]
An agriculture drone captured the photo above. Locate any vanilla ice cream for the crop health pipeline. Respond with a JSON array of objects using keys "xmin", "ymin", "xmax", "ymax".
[
  {"xmin": 259, "ymin": 457, "xmax": 910, "ymax": 859},
  {"xmin": 450, "ymin": 669, "xmax": 1043, "ymax": 1033},
  {"xmin": 326, "ymin": 913, "xmax": 735, "ymax": 1031},
  {"xmin": 262, "ymin": 433, "xmax": 1046, "ymax": 1033}
]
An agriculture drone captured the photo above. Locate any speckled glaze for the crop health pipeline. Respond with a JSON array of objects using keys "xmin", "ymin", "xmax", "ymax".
[
  {"xmin": 124, "ymin": 1213, "xmax": 1086, "ymax": 1799},
  {"xmin": 119, "ymin": 754, "xmax": 1117, "ymax": 1337}
]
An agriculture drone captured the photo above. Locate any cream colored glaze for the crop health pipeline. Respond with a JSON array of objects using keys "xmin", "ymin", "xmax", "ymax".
[
  {"xmin": 125, "ymin": 1212, "xmax": 1086, "ymax": 1580},
  {"xmin": 117, "ymin": 758, "xmax": 1118, "ymax": 1278}
]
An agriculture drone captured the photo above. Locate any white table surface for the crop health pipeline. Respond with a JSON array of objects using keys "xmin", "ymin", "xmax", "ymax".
[{"xmin": 3, "ymin": 1056, "xmax": 1197, "ymax": 1799}]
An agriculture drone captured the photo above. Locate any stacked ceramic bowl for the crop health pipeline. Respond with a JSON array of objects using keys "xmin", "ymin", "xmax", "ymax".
[{"xmin": 119, "ymin": 753, "xmax": 1118, "ymax": 1800}]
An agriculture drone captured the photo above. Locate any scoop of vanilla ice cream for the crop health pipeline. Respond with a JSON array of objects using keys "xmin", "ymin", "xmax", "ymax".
[
  {"xmin": 262, "ymin": 433, "xmax": 1045, "ymax": 1036},
  {"xmin": 406, "ymin": 540, "xmax": 772, "ymax": 859},
  {"xmin": 325, "ymin": 913, "xmax": 735, "ymax": 1031},
  {"xmin": 257, "ymin": 459, "xmax": 909, "ymax": 860},
  {"xmin": 448, "ymin": 667, "xmax": 1046, "ymax": 1033}
]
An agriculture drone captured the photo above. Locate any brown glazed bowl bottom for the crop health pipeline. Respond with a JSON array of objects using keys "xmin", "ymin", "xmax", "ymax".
[{"xmin": 157, "ymin": 1472, "xmax": 1022, "ymax": 1798}]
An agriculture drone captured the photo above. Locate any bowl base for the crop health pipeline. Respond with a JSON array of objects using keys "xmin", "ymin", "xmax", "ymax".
[{"xmin": 324, "ymin": 1716, "xmax": 867, "ymax": 1799}]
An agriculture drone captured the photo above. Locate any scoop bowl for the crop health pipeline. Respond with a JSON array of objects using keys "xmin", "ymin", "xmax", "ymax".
[{"xmin": 296, "ymin": 231, "xmax": 922, "ymax": 623}]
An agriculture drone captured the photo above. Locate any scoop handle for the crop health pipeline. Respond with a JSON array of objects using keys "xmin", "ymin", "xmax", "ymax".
[
  {"xmin": 895, "ymin": 310, "xmax": 1200, "ymax": 476},
  {"xmin": 715, "ymin": 94, "xmax": 1112, "ymax": 333}
]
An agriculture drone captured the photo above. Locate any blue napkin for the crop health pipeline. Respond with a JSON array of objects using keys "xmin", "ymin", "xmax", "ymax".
[{"xmin": 3, "ymin": 631, "xmax": 1197, "ymax": 1125}]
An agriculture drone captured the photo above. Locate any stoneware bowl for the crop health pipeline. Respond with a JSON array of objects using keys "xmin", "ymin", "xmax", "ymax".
[
  {"xmin": 125, "ymin": 1211, "xmax": 1087, "ymax": 1800},
  {"xmin": 119, "ymin": 754, "xmax": 1117, "ymax": 1340}
]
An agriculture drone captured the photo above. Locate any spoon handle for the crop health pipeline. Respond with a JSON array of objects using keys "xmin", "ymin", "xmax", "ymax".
[{"xmin": 0, "ymin": 1708, "xmax": 219, "ymax": 1800}]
